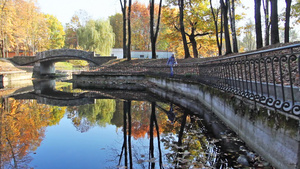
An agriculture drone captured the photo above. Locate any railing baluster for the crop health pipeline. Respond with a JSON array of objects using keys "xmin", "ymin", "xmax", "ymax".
[
  {"xmin": 279, "ymin": 56, "xmax": 287, "ymax": 103},
  {"xmin": 221, "ymin": 62, "xmax": 226, "ymax": 90},
  {"xmin": 253, "ymin": 59, "xmax": 258, "ymax": 101},
  {"xmin": 288, "ymin": 55, "xmax": 297, "ymax": 105},
  {"xmin": 271, "ymin": 57, "xmax": 278, "ymax": 102},
  {"xmin": 233, "ymin": 60, "xmax": 238, "ymax": 94},
  {"xmin": 236, "ymin": 60, "xmax": 242, "ymax": 95},
  {"xmin": 240, "ymin": 60, "xmax": 245, "ymax": 96},
  {"xmin": 244, "ymin": 58, "xmax": 249, "ymax": 97},
  {"xmin": 258, "ymin": 59, "xmax": 264, "ymax": 98},
  {"xmin": 229, "ymin": 60, "xmax": 235, "ymax": 92},
  {"xmin": 265, "ymin": 58, "xmax": 271, "ymax": 98},
  {"xmin": 249, "ymin": 59, "xmax": 253, "ymax": 100}
]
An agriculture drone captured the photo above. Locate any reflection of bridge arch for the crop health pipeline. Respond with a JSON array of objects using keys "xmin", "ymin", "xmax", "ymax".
[
  {"xmin": 26, "ymin": 49, "xmax": 116, "ymax": 77},
  {"xmin": 8, "ymin": 79, "xmax": 158, "ymax": 107},
  {"xmin": 8, "ymin": 80, "xmax": 97, "ymax": 106}
]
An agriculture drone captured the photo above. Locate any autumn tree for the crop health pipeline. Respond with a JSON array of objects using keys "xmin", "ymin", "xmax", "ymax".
[
  {"xmin": 64, "ymin": 10, "xmax": 91, "ymax": 49},
  {"xmin": 0, "ymin": 0, "xmax": 10, "ymax": 57},
  {"xmin": 45, "ymin": 14, "xmax": 65, "ymax": 49},
  {"xmin": 182, "ymin": 0, "xmax": 214, "ymax": 58},
  {"xmin": 113, "ymin": 1, "xmax": 169, "ymax": 54},
  {"xmin": 0, "ymin": 0, "xmax": 66, "ymax": 57},
  {"xmin": 109, "ymin": 13, "xmax": 123, "ymax": 48},
  {"xmin": 77, "ymin": 19, "xmax": 115, "ymax": 55},
  {"xmin": 131, "ymin": 2, "xmax": 150, "ymax": 50},
  {"xmin": 64, "ymin": 16, "xmax": 80, "ymax": 48},
  {"xmin": 164, "ymin": 0, "xmax": 216, "ymax": 58}
]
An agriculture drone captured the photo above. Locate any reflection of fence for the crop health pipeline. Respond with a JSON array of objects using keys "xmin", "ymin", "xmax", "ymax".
[{"xmin": 197, "ymin": 44, "xmax": 300, "ymax": 116}]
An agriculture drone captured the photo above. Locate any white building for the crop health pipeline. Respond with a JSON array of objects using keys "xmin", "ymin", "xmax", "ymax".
[{"xmin": 111, "ymin": 48, "xmax": 174, "ymax": 59}]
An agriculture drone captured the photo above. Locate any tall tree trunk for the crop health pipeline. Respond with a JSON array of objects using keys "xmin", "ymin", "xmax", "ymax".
[
  {"xmin": 209, "ymin": 0, "xmax": 222, "ymax": 56},
  {"xmin": 150, "ymin": 0, "xmax": 163, "ymax": 59},
  {"xmin": 176, "ymin": 111, "xmax": 187, "ymax": 168},
  {"xmin": 153, "ymin": 107, "xmax": 163, "ymax": 168},
  {"xmin": 123, "ymin": 100, "xmax": 128, "ymax": 168},
  {"xmin": 127, "ymin": 101, "xmax": 132, "ymax": 169},
  {"xmin": 263, "ymin": 0, "xmax": 270, "ymax": 46},
  {"xmin": 0, "ymin": 1, "xmax": 8, "ymax": 58},
  {"xmin": 255, "ymin": 0, "xmax": 263, "ymax": 49},
  {"xmin": 149, "ymin": 102, "xmax": 155, "ymax": 167},
  {"xmin": 285, "ymin": 0, "xmax": 292, "ymax": 43},
  {"xmin": 178, "ymin": 0, "xmax": 191, "ymax": 58},
  {"xmin": 270, "ymin": 0, "xmax": 279, "ymax": 44},
  {"xmin": 220, "ymin": 0, "xmax": 232, "ymax": 55},
  {"xmin": 229, "ymin": 0, "xmax": 238, "ymax": 52},
  {"xmin": 120, "ymin": 0, "xmax": 127, "ymax": 59},
  {"xmin": 150, "ymin": 1, "xmax": 156, "ymax": 59},
  {"xmin": 220, "ymin": 8, "xmax": 223, "ymax": 55},
  {"xmin": 127, "ymin": 0, "xmax": 132, "ymax": 60},
  {"xmin": 0, "ymin": 39, "xmax": 4, "ymax": 58},
  {"xmin": 189, "ymin": 35, "xmax": 198, "ymax": 58}
]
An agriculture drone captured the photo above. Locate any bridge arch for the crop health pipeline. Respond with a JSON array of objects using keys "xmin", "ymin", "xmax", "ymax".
[
  {"xmin": 36, "ymin": 49, "xmax": 98, "ymax": 64},
  {"xmin": 31, "ymin": 49, "xmax": 116, "ymax": 77}
]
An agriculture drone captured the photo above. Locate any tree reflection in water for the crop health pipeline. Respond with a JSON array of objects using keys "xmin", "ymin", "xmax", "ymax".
[
  {"xmin": 67, "ymin": 99, "xmax": 116, "ymax": 132},
  {"xmin": 0, "ymin": 98, "xmax": 65, "ymax": 169},
  {"xmin": 115, "ymin": 101, "xmax": 230, "ymax": 168},
  {"xmin": 0, "ymin": 96, "xmax": 267, "ymax": 168},
  {"xmin": 116, "ymin": 101, "xmax": 262, "ymax": 168}
]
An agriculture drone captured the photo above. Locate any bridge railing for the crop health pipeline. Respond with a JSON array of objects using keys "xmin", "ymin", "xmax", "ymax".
[{"xmin": 197, "ymin": 44, "xmax": 300, "ymax": 117}]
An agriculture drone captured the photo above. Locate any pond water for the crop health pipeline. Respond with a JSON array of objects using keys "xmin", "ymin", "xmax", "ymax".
[{"xmin": 0, "ymin": 80, "xmax": 272, "ymax": 169}]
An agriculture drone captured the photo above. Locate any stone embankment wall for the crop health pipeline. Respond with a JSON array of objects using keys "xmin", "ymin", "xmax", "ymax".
[
  {"xmin": 72, "ymin": 72, "xmax": 146, "ymax": 90},
  {"xmin": 1, "ymin": 71, "xmax": 33, "ymax": 88}
]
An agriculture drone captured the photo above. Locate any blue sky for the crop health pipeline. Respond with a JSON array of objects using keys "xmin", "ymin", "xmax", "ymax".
[{"xmin": 37, "ymin": 0, "xmax": 150, "ymax": 25}]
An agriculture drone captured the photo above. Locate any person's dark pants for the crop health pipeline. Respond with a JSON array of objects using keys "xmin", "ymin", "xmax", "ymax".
[{"xmin": 170, "ymin": 66, "xmax": 174, "ymax": 76}]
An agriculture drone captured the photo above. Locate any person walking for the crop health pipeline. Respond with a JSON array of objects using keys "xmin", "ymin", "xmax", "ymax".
[{"xmin": 166, "ymin": 54, "xmax": 177, "ymax": 77}]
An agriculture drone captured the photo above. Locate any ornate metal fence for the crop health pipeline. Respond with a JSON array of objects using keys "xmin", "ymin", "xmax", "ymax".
[{"xmin": 198, "ymin": 44, "xmax": 300, "ymax": 116}]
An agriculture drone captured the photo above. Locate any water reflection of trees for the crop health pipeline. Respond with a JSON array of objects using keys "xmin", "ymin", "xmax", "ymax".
[
  {"xmin": 67, "ymin": 99, "xmax": 116, "ymax": 132},
  {"xmin": 117, "ymin": 100, "xmax": 173, "ymax": 169},
  {"xmin": 0, "ymin": 95, "xmax": 256, "ymax": 168},
  {"xmin": 116, "ymin": 101, "xmax": 240, "ymax": 168},
  {"xmin": 162, "ymin": 111, "xmax": 220, "ymax": 168},
  {"xmin": 0, "ymin": 98, "xmax": 65, "ymax": 169}
]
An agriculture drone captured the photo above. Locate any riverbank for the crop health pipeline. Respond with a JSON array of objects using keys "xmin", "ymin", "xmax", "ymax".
[{"xmin": 0, "ymin": 59, "xmax": 33, "ymax": 89}]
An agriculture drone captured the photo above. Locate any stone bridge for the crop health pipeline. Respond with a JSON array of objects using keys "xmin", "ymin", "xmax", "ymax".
[{"xmin": 10, "ymin": 49, "xmax": 116, "ymax": 77}]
